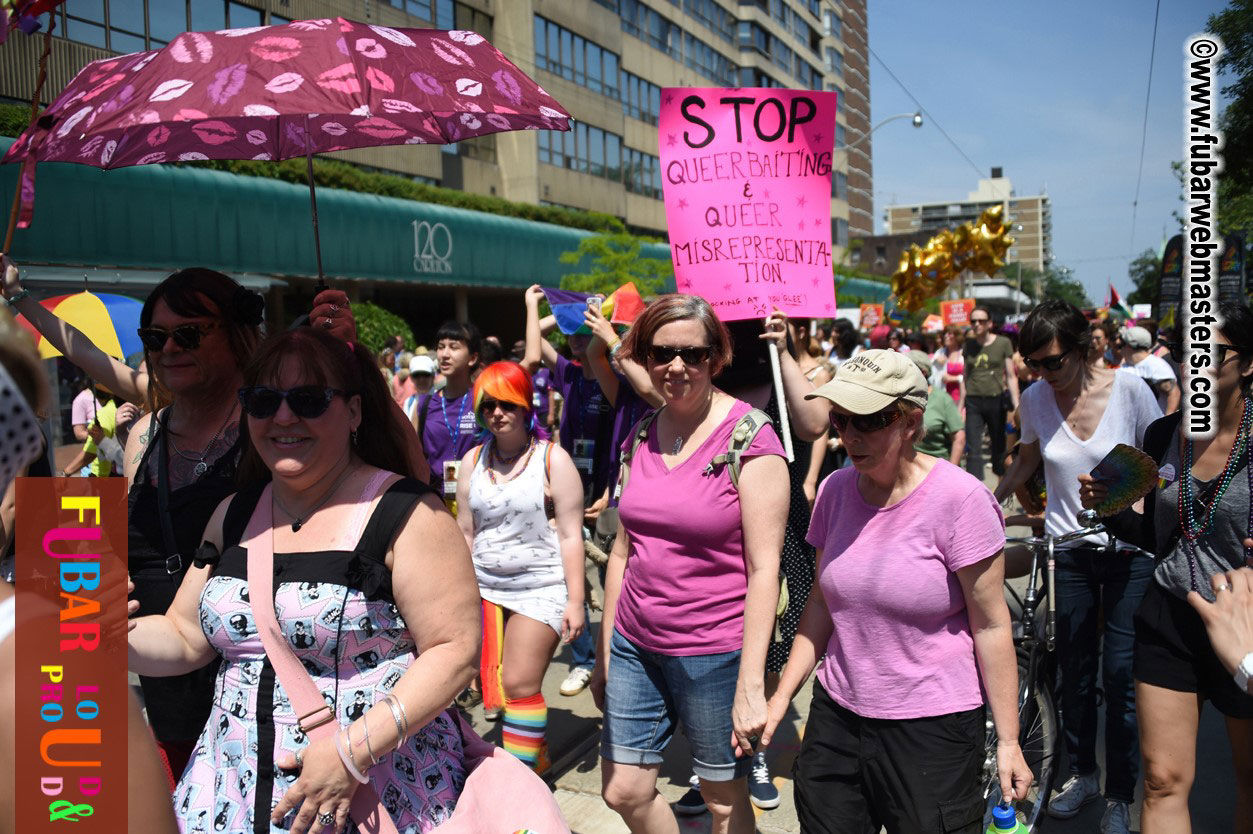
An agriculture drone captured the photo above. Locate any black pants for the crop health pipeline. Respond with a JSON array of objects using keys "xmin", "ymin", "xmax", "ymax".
[
  {"xmin": 965, "ymin": 394, "xmax": 1007, "ymax": 479},
  {"xmin": 794, "ymin": 681, "xmax": 986, "ymax": 834}
]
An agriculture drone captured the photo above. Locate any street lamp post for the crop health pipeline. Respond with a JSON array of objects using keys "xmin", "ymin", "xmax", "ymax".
[{"xmin": 836, "ymin": 112, "xmax": 924, "ymax": 154}]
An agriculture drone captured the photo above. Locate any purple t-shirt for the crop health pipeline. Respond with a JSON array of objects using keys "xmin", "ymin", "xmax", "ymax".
[
  {"xmin": 553, "ymin": 354, "xmax": 615, "ymax": 504},
  {"xmin": 806, "ymin": 460, "xmax": 1005, "ymax": 719},
  {"xmin": 417, "ymin": 389, "xmax": 480, "ymax": 495},
  {"xmin": 615, "ymin": 399, "xmax": 785, "ymax": 655},
  {"xmin": 608, "ymin": 383, "xmax": 653, "ymax": 508}
]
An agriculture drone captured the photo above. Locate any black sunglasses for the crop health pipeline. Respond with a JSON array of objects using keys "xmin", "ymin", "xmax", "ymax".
[
  {"xmin": 1023, "ymin": 347, "xmax": 1073, "ymax": 372},
  {"xmin": 479, "ymin": 399, "xmax": 520, "ymax": 414},
  {"xmin": 137, "ymin": 322, "xmax": 218, "ymax": 352},
  {"xmin": 970, "ymin": 317, "xmax": 990, "ymax": 325},
  {"xmin": 648, "ymin": 345, "xmax": 712, "ymax": 366},
  {"xmin": 1164, "ymin": 342, "xmax": 1248, "ymax": 365},
  {"xmin": 829, "ymin": 406, "xmax": 904, "ymax": 434},
  {"xmin": 238, "ymin": 386, "xmax": 349, "ymax": 419}
]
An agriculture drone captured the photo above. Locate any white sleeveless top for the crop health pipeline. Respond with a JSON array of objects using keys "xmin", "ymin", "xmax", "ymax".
[{"xmin": 467, "ymin": 440, "xmax": 564, "ymax": 593}]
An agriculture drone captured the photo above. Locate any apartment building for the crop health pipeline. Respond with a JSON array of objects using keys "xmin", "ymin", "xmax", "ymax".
[{"xmin": 1, "ymin": 0, "xmax": 871, "ymax": 251}]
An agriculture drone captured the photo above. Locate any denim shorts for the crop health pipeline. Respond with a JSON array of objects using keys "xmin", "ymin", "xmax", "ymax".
[{"xmin": 600, "ymin": 628, "xmax": 750, "ymax": 781}]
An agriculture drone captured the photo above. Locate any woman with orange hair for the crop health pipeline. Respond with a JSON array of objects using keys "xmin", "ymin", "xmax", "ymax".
[{"xmin": 454, "ymin": 361, "xmax": 586, "ymax": 770}]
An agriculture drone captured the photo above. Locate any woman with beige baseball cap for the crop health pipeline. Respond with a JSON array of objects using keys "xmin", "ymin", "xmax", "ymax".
[{"xmin": 759, "ymin": 348, "xmax": 1032, "ymax": 833}]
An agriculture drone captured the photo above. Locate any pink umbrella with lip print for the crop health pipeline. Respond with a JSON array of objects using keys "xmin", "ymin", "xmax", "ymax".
[{"xmin": 1, "ymin": 17, "xmax": 572, "ymax": 283}]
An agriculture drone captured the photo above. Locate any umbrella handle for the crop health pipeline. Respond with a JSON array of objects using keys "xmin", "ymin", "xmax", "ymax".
[
  {"xmin": 303, "ymin": 115, "xmax": 328, "ymax": 292},
  {"xmin": 3, "ymin": 16, "xmax": 56, "ymax": 254}
]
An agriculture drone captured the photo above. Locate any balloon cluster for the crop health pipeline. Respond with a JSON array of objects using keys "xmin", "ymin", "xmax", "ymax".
[{"xmin": 891, "ymin": 205, "xmax": 1015, "ymax": 312}]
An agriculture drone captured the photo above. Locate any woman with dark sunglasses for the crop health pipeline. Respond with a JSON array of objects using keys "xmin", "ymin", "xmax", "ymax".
[
  {"xmin": 128, "ymin": 327, "xmax": 481, "ymax": 833},
  {"xmin": 994, "ymin": 300, "xmax": 1162, "ymax": 833},
  {"xmin": 1079, "ymin": 302, "xmax": 1253, "ymax": 834},
  {"xmin": 591, "ymin": 294, "xmax": 788, "ymax": 834},
  {"xmin": 763, "ymin": 348, "xmax": 1030, "ymax": 834},
  {"xmin": 452, "ymin": 361, "xmax": 586, "ymax": 772}
]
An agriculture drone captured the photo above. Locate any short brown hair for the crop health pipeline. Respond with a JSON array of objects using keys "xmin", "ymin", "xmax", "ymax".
[{"xmin": 619, "ymin": 294, "xmax": 733, "ymax": 376}]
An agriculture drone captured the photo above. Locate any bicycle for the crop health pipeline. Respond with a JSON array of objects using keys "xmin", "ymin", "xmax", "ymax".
[{"xmin": 981, "ymin": 510, "xmax": 1106, "ymax": 832}]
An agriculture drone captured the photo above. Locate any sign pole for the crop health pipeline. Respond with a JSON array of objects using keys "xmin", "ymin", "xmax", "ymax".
[{"xmin": 768, "ymin": 341, "xmax": 795, "ymax": 463}]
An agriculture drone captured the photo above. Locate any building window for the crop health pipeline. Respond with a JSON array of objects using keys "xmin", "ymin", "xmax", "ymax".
[
  {"xmin": 833, "ymin": 217, "xmax": 849, "ymax": 247},
  {"xmin": 624, "ymin": 147, "xmax": 662, "ymax": 199},
  {"xmin": 825, "ymin": 47, "xmax": 843, "ymax": 75},
  {"xmin": 621, "ymin": 70, "xmax": 661, "ymax": 125},
  {"xmin": 824, "ymin": 9, "xmax": 842, "ymax": 38},
  {"xmin": 538, "ymin": 125, "xmax": 624, "ymax": 185},
  {"xmin": 60, "ymin": 1, "xmax": 286, "ymax": 52},
  {"xmin": 831, "ymin": 171, "xmax": 847, "ymax": 200},
  {"xmin": 535, "ymin": 16, "xmax": 620, "ymax": 100},
  {"xmin": 681, "ymin": 0, "xmax": 735, "ymax": 44},
  {"xmin": 835, "ymin": 124, "xmax": 846, "ymax": 147},
  {"xmin": 619, "ymin": 0, "xmax": 679, "ymax": 58}
]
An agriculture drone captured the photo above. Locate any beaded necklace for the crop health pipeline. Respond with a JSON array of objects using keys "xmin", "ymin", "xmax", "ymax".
[
  {"xmin": 1177, "ymin": 396, "xmax": 1253, "ymax": 591},
  {"xmin": 485, "ymin": 436, "xmax": 537, "ymax": 487}
]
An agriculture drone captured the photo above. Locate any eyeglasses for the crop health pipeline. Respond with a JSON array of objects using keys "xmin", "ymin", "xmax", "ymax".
[
  {"xmin": 1023, "ymin": 348, "xmax": 1073, "ymax": 372},
  {"xmin": 1164, "ymin": 342, "xmax": 1248, "ymax": 365},
  {"xmin": 970, "ymin": 317, "xmax": 990, "ymax": 325},
  {"xmin": 238, "ymin": 386, "xmax": 348, "ymax": 419},
  {"xmin": 479, "ymin": 399, "xmax": 520, "ymax": 415},
  {"xmin": 829, "ymin": 406, "xmax": 904, "ymax": 435},
  {"xmin": 648, "ymin": 345, "xmax": 713, "ymax": 366},
  {"xmin": 137, "ymin": 322, "xmax": 218, "ymax": 352}
]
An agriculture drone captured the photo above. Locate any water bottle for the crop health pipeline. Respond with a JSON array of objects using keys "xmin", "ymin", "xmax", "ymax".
[{"xmin": 985, "ymin": 803, "xmax": 1026, "ymax": 833}]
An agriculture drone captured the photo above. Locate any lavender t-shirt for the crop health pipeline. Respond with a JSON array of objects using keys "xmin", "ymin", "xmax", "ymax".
[
  {"xmin": 417, "ymin": 390, "xmax": 480, "ymax": 494},
  {"xmin": 615, "ymin": 400, "xmax": 785, "ymax": 655},
  {"xmin": 607, "ymin": 383, "xmax": 653, "ymax": 508},
  {"xmin": 806, "ymin": 460, "xmax": 1005, "ymax": 719}
]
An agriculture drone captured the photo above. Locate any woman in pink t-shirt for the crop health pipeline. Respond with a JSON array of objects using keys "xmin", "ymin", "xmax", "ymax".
[
  {"xmin": 589, "ymin": 294, "xmax": 788, "ymax": 834},
  {"xmin": 761, "ymin": 349, "xmax": 1031, "ymax": 834}
]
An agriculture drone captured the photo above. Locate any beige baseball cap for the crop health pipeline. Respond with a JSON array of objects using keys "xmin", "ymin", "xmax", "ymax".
[{"xmin": 805, "ymin": 348, "xmax": 929, "ymax": 414}]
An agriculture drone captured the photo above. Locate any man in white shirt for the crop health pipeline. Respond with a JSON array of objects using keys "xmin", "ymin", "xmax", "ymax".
[{"xmin": 1117, "ymin": 325, "xmax": 1180, "ymax": 414}]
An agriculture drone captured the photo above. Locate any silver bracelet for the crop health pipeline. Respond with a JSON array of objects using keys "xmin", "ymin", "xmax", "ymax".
[
  {"xmin": 385, "ymin": 694, "xmax": 410, "ymax": 740},
  {"xmin": 357, "ymin": 713, "xmax": 379, "ymax": 766}
]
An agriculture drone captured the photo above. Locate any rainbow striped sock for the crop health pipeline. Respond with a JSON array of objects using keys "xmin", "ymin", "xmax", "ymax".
[{"xmin": 502, "ymin": 693, "xmax": 547, "ymax": 768}]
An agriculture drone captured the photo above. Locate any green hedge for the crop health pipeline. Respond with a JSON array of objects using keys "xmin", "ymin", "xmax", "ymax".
[{"xmin": 0, "ymin": 102, "xmax": 625, "ymax": 235}]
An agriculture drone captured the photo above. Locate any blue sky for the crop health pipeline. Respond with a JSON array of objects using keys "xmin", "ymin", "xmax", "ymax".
[{"xmin": 867, "ymin": 0, "xmax": 1230, "ymax": 304}]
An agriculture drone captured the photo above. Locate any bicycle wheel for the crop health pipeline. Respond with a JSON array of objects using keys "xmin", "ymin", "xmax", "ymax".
[{"xmin": 982, "ymin": 660, "xmax": 1060, "ymax": 832}]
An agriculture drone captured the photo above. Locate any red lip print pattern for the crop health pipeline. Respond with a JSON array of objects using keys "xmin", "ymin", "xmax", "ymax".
[
  {"xmin": 357, "ymin": 117, "xmax": 407, "ymax": 140},
  {"xmin": 316, "ymin": 64, "xmax": 361, "ymax": 95},
  {"xmin": 149, "ymin": 79, "xmax": 194, "ymax": 102},
  {"xmin": 208, "ymin": 64, "xmax": 248, "ymax": 105},
  {"xmin": 264, "ymin": 73, "xmax": 305, "ymax": 95},
  {"xmin": 191, "ymin": 121, "xmax": 239, "ymax": 146},
  {"xmin": 365, "ymin": 67, "xmax": 396, "ymax": 94},
  {"xmin": 431, "ymin": 40, "xmax": 474, "ymax": 67},
  {"xmin": 250, "ymin": 36, "xmax": 302, "ymax": 62},
  {"xmin": 4, "ymin": 17, "xmax": 575, "ymax": 229},
  {"xmin": 171, "ymin": 32, "xmax": 214, "ymax": 64}
]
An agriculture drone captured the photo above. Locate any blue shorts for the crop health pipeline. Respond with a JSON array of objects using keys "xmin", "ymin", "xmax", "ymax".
[{"xmin": 600, "ymin": 628, "xmax": 750, "ymax": 782}]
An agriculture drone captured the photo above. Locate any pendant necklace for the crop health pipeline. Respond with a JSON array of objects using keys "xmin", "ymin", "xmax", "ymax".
[
  {"xmin": 272, "ymin": 464, "xmax": 356, "ymax": 533},
  {"xmin": 169, "ymin": 404, "xmax": 237, "ymax": 479},
  {"xmin": 672, "ymin": 436, "xmax": 684, "ymax": 455}
]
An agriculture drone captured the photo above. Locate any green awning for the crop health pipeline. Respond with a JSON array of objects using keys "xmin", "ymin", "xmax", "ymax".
[{"xmin": 0, "ymin": 136, "xmax": 671, "ymax": 289}]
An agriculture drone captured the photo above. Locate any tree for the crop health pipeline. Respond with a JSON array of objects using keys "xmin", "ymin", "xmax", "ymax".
[
  {"xmin": 1208, "ymin": 1, "xmax": 1253, "ymax": 194},
  {"xmin": 558, "ymin": 232, "xmax": 672, "ymax": 297},
  {"xmin": 1126, "ymin": 248, "xmax": 1162, "ymax": 305},
  {"xmin": 1042, "ymin": 266, "xmax": 1092, "ymax": 309},
  {"xmin": 353, "ymin": 301, "xmax": 414, "ymax": 354}
]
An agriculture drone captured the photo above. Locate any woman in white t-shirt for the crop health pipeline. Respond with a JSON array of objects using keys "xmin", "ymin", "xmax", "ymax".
[{"xmin": 995, "ymin": 301, "xmax": 1161, "ymax": 832}]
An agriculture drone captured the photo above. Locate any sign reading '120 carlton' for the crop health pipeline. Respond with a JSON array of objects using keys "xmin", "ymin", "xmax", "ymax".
[{"xmin": 659, "ymin": 87, "xmax": 838, "ymax": 321}]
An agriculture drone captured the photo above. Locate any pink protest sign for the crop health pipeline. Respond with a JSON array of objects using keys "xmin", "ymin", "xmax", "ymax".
[{"xmin": 659, "ymin": 88, "xmax": 838, "ymax": 321}]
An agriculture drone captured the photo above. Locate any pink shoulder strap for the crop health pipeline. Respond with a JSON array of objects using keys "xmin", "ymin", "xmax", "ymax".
[{"xmin": 244, "ymin": 481, "xmax": 399, "ymax": 834}]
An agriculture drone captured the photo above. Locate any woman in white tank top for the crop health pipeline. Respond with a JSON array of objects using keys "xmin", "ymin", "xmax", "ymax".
[{"xmin": 454, "ymin": 361, "xmax": 585, "ymax": 771}]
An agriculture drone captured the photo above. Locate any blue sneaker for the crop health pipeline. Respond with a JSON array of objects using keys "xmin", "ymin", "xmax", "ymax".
[{"xmin": 749, "ymin": 752, "xmax": 780, "ymax": 810}]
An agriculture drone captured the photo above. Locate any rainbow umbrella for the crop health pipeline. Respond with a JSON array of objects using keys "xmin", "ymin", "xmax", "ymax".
[{"xmin": 15, "ymin": 291, "xmax": 143, "ymax": 359}]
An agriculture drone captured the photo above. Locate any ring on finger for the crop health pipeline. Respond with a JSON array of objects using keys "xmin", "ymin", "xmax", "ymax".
[
  {"xmin": 317, "ymin": 811, "xmax": 336, "ymax": 827},
  {"xmin": 330, "ymin": 304, "xmax": 339, "ymax": 313},
  {"xmin": 295, "ymin": 749, "xmax": 304, "ymax": 769},
  {"xmin": 323, "ymin": 317, "xmax": 333, "ymax": 329},
  {"xmin": 1216, "ymin": 583, "xmax": 1232, "ymax": 593}
]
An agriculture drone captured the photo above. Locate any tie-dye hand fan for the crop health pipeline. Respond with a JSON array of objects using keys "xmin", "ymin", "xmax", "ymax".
[{"xmin": 1089, "ymin": 443, "xmax": 1158, "ymax": 516}]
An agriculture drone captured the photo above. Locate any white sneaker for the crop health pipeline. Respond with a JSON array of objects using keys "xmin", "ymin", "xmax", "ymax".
[
  {"xmin": 559, "ymin": 666, "xmax": 593, "ymax": 696},
  {"xmin": 1048, "ymin": 772, "xmax": 1101, "ymax": 819},
  {"xmin": 1100, "ymin": 800, "xmax": 1131, "ymax": 834}
]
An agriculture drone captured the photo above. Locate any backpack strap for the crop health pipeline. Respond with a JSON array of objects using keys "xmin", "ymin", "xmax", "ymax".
[
  {"xmin": 704, "ymin": 408, "xmax": 772, "ymax": 490},
  {"xmin": 616, "ymin": 407, "xmax": 664, "ymax": 499}
]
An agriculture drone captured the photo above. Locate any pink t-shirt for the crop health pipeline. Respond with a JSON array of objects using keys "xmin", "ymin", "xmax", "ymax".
[
  {"xmin": 614, "ymin": 399, "xmax": 785, "ymax": 655},
  {"xmin": 806, "ymin": 460, "xmax": 1005, "ymax": 719}
]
